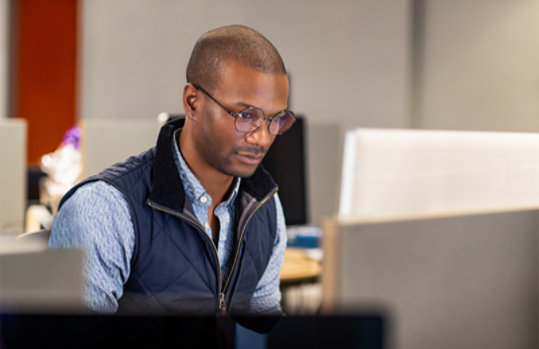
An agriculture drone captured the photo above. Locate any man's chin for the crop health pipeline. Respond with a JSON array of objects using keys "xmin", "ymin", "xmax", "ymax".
[
  {"xmin": 237, "ymin": 168, "xmax": 259, "ymax": 178},
  {"xmin": 227, "ymin": 164, "xmax": 259, "ymax": 178}
]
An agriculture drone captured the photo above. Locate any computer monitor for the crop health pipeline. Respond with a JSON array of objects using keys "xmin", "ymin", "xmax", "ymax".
[
  {"xmin": 339, "ymin": 128, "xmax": 539, "ymax": 220},
  {"xmin": 262, "ymin": 116, "xmax": 307, "ymax": 226}
]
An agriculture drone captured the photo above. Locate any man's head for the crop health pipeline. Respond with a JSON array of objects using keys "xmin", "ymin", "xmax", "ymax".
[
  {"xmin": 181, "ymin": 25, "xmax": 292, "ymax": 179},
  {"xmin": 186, "ymin": 24, "xmax": 286, "ymax": 90}
]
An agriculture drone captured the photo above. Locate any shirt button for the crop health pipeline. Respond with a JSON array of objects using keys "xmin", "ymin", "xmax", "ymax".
[
  {"xmin": 200, "ymin": 196, "xmax": 208, "ymax": 203},
  {"xmin": 204, "ymin": 222, "xmax": 210, "ymax": 230}
]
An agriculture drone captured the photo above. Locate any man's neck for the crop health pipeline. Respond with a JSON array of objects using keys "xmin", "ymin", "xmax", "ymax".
[
  {"xmin": 178, "ymin": 131, "xmax": 234, "ymax": 205},
  {"xmin": 199, "ymin": 172, "xmax": 235, "ymax": 206}
]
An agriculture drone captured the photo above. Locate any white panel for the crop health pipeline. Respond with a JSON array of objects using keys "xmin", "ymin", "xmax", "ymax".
[
  {"xmin": 81, "ymin": 118, "xmax": 161, "ymax": 177},
  {"xmin": 0, "ymin": 119, "xmax": 26, "ymax": 234},
  {"xmin": 340, "ymin": 128, "xmax": 539, "ymax": 220}
]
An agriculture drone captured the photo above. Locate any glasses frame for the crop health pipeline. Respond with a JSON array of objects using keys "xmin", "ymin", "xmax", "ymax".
[{"xmin": 192, "ymin": 84, "xmax": 295, "ymax": 135}]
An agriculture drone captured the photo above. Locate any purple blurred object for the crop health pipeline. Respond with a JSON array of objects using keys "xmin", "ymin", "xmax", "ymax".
[{"xmin": 61, "ymin": 126, "xmax": 81, "ymax": 149}]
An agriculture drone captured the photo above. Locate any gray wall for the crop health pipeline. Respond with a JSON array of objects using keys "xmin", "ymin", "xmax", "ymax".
[
  {"xmin": 79, "ymin": 0, "xmax": 539, "ymax": 223},
  {"xmin": 417, "ymin": 0, "xmax": 539, "ymax": 132},
  {"xmin": 80, "ymin": 0, "xmax": 412, "ymax": 130}
]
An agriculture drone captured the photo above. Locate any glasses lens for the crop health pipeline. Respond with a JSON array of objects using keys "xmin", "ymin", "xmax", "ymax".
[
  {"xmin": 235, "ymin": 107, "xmax": 264, "ymax": 133},
  {"xmin": 235, "ymin": 108, "xmax": 296, "ymax": 135},
  {"xmin": 269, "ymin": 111, "xmax": 296, "ymax": 135}
]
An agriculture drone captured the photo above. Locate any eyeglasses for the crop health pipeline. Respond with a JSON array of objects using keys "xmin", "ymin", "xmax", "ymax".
[{"xmin": 193, "ymin": 84, "xmax": 296, "ymax": 135}]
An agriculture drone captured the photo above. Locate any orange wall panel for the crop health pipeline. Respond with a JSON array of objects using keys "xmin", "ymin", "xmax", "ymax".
[{"xmin": 15, "ymin": 0, "xmax": 78, "ymax": 164}]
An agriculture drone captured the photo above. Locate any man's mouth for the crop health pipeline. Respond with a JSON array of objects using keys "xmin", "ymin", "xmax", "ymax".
[{"xmin": 235, "ymin": 151, "xmax": 265, "ymax": 165}]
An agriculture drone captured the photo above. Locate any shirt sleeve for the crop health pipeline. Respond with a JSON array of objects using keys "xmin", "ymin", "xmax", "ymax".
[
  {"xmin": 248, "ymin": 193, "xmax": 288, "ymax": 315},
  {"xmin": 48, "ymin": 181, "xmax": 135, "ymax": 313}
]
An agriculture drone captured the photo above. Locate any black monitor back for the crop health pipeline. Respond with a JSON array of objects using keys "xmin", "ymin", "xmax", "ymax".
[{"xmin": 262, "ymin": 116, "xmax": 307, "ymax": 226}]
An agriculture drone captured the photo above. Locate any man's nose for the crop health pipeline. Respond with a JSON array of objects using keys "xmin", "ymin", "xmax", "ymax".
[{"xmin": 245, "ymin": 122, "xmax": 273, "ymax": 148}]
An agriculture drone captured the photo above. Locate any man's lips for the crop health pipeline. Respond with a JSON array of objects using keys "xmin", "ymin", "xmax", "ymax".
[{"xmin": 235, "ymin": 151, "xmax": 265, "ymax": 165}]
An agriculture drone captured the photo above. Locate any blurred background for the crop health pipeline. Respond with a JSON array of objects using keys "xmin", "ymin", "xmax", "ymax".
[{"xmin": 2, "ymin": 0, "xmax": 539, "ymax": 226}]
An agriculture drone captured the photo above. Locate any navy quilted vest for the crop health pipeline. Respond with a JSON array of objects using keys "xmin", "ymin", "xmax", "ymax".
[{"xmin": 60, "ymin": 118, "xmax": 279, "ymax": 317}]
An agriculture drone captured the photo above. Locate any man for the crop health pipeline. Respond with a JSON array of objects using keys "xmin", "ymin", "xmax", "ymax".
[{"xmin": 49, "ymin": 25, "xmax": 295, "ymax": 327}]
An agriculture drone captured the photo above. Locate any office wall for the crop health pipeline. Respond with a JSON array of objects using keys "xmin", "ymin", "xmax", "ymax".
[
  {"xmin": 81, "ymin": 0, "xmax": 412, "ymax": 130},
  {"xmin": 0, "ymin": 0, "xmax": 8, "ymax": 119},
  {"xmin": 417, "ymin": 0, "xmax": 539, "ymax": 132}
]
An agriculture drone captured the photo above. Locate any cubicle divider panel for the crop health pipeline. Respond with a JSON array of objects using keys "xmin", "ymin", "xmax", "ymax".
[
  {"xmin": 80, "ymin": 118, "xmax": 161, "ymax": 177},
  {"xmin": 0, "ymin": 119, "xmax": 26, "ymax": 235},
  {"xmin": 323, "ymin": 210, "xmax": 539, "ymax": 349}
]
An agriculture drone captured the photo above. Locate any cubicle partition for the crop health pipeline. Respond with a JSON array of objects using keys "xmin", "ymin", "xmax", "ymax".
[
  {"xmin": 322, "ymin": 211, "xmax": 539, "ymax": 349},
  {"xmin": 80, "ymin": 118, "xmax": 161, "ymax": 177},
  {"xmin": 0, "ymin": 119, "xmax": 26, "ymax": 235},
  {"xmin": 324, "ymin": 128, "xmax": 539, "ymax": 349}
]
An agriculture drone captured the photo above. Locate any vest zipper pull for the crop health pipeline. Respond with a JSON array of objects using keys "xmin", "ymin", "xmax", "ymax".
[{"xmin": 219, "ymin": 292, "xmax": 226, "ymax": 314}]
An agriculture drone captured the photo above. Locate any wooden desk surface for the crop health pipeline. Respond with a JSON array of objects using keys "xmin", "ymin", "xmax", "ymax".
[{"xmin": 280, "ymin": 249, "xmax": 322, "ymax": 284}]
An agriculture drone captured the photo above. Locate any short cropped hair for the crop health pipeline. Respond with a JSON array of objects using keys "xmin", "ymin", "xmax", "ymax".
[{"xmin": 186, "ymin": 25, "xmax": 286, "ymax": 90}]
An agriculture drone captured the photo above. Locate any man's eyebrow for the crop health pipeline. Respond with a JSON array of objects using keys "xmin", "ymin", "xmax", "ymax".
[
  {"xmin": 232, "ymin": 101, "xmax": 288, "ymax": 116},
  {"xmin": 236, "ymin": 101, "xmax": 252, "ymax": 108},
  {"xmin": 231, "ymin": 101, "xmax": 259, "ymax": 110}
]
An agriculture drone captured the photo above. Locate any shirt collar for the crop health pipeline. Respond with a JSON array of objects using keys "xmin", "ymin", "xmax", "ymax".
[{"xmin": 172, "ymin": 129, "xmax": 241, "ymax": 208}]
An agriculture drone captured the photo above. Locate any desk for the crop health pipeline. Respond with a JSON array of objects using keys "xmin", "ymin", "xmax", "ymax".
[
  {"xmin": 280, "ymin": 249, "xmax": 321, "ymax": 285},
  {"xmin": 279, "ymin": 249, "xmax": 322, "ymax": 313}
]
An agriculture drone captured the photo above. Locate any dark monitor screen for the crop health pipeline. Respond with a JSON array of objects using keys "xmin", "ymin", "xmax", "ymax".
[{"xmin": 262, "ymin": 116, "xmax": 307, "ymax": 226}]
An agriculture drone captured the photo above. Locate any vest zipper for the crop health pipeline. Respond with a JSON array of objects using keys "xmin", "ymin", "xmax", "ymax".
[
  {"xmin": 219, "ymin": 292, "xmax": 226, "ymax": 314},
  {"xmin": 146, "ymin": 201, "xmax": 224, "ymax": 311},
  {"xmin": 220, "ymin": 188, "xmax": 278, "ymax": 305},
  {"xmin": 147, "ymin": 186, "xmax": 278, "ymax": 314}
]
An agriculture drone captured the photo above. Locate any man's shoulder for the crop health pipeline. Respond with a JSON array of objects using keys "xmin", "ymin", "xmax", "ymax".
[
  {"xmin": 91, "ymin": 147, "xmax": 156, "ymax": 193},
  {"xmin": 59, "ymin": 148, "xmax": 156, "ymax": 211},
  {"xmin": 71, "ymin": 180, "xmax": 126, "ymax": 199},
  {"xmin": 60, "ymin": 180, "xmax": 129, "ymax": 213}
]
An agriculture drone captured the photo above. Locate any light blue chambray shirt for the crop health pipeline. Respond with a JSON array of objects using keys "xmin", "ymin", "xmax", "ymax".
[{"xmin": 49, "ymin": 131, "xmax": 287, "ymax": 315}]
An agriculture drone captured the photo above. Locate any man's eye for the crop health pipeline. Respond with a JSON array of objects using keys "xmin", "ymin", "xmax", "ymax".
[{"xmin": 238, "ymin": 111, "xmax": 255, "ymax": 120}]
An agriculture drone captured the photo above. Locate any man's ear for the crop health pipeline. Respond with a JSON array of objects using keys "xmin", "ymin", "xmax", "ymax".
[{"xmin": 183, "ymin": 83, "xmax": 199, "ymax": 120}]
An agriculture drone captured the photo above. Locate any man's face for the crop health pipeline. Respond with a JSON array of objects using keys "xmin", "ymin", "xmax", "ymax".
[{"xmin": 192, "ymin": 61, "xmax": 289, "ymax": 178}]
